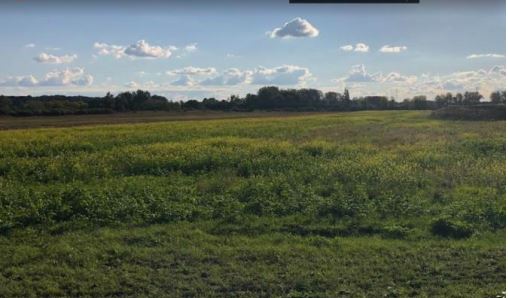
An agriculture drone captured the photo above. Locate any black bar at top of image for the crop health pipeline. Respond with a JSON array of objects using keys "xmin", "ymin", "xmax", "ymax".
[{"xmin": 290, "ymin": 0, "xmax": 418, "ymax": 3}]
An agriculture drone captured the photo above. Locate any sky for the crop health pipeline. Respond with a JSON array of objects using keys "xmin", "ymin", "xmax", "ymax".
[{"xmin": 0, "ymin": 0, "xmax": 505, "ymax": 101}]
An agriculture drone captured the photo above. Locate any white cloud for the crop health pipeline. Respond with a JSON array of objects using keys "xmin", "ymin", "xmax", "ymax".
[
  {"xmin": 124, "ymin": 40, "xmax": 172, "ymax": 59},
  {"xmin": 269, "ymin": 17, "xmax": 319, "ymax": 39},
  {"xmin": 340, "ymin": 64, "xmax": 382, "ymax": 83},
  {"xmin": 340, "ymin": 45, "xmax": 354, "ymax": 52},
  {"xmin": 354, "ymin": 43, "xmax": 369, "ymax": 53},
  {"xmin": 166, "ymin": 67, "xmax": 217, "ymax": 76},
  {"xmin": 34, "ymin": 53, "xmax": 77, "ymax": 64},
  {"xmin": 171, "ymin": 75, "xmax": 196, "ymax": 86},
  {"xmin": 184, "ymin": 43, "xmax": 198, "ymax": 52},
  {"xmin": 94, "ymin": 40, "xmax": 175, "ymax": 59},
  {"xmin": 382, "ymin": 72, "xmax": 418, "ymax": 84},
  {"xmin": 340, "ymin": 43, "xmax": 369, "ymax": 53},
  {"xmin": 379, "ymin": 45, "xmax": 408, "ymax": 53},
  {"xmin": 125, "ymin": 81, "xmax": 139, "ymax": 89},
  {"xmin": 24, "ymin": 43, "xmax": 35, "ymax": 48},
  {"xmin": 0, "ymin": 76, "xmax": 40, "ymax": 87},
  {"xmin": 93, "ymin": 42, "xmax": 126, "ymax": 59},
  {"xmin": 466, "ymin": 53, "xmax": 505, "ymax": 59},
  {"xmin": 124, "ymin": 80, "xmax": 159, "ymax": 89},
  {"xmin": 39, "ymin": 68, "xmax": 93, "ymax": 86},
  {"xmin": 162, "ymin": 65, "xmax": 313, "ymax": 87},
  {"xmin": 200, "ymin": 68, "xmax": 251, "ymax": 86},
  {"xmin": 0, "ymin": 68, "xmax": 93, "ymax": 87},
  {"xmin": 251, "ymin": 65, "xmax": 312, "ymax": 85}
]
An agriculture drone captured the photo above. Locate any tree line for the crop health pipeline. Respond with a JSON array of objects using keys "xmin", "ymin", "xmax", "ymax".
[{"xmin": 0, "ymin": 87, "xmax": 505, "ymax": 116}]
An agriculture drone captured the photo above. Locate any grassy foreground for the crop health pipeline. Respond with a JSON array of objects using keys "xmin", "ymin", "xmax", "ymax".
[{"xmin": 0, "ymin": 111, "xmax": 505, "ymax": 296}]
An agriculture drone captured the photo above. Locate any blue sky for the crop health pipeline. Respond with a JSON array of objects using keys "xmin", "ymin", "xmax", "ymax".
[{"xmin": 0, "ymin": 0, "xmax": 505, "ymax": 100}]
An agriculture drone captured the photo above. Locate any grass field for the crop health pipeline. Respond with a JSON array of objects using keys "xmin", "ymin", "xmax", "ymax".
[{"xmin": 0, "ymin": 111, "xmax": 505, "ymax": 297}]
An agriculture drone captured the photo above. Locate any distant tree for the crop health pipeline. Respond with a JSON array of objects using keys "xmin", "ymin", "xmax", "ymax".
[
  {"xmin": 411, "ymin": 95, "xmax": 428, "ymax": 110},
  {"xmin": 0, "ymin": 96, "xmax": 11, "ymax": 115},
  {"xmin": 183, "ymin": 99, "xmax": 202, "ymax": 110},
  {"xmin": 463, "ymin": 91, "xmax": 483, "ymax": 105},
  {"xmin": 344, "ymin": 88, "xmax": 350, "ymax": 101},
  {"xmin": 490, "ymin": 90, "xmax": 506, "ymax": 104},
  {"xmin": 324, "ymin": 92, "xmax": 340, "ymax": 106},
  {"xmin": 455, "ymin": 93, "xmax": 464, "ymax": 105}
]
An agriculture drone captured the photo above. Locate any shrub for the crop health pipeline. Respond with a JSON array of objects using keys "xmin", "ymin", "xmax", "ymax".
[{"xmin": 431, "ymin": 218, "xmax": 474, "ymax": 239}]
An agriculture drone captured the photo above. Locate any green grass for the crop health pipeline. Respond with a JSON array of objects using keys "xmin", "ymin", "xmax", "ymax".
[{"xmin": 0, "ymin": 111, "xmax": 505, "ymax": 296}]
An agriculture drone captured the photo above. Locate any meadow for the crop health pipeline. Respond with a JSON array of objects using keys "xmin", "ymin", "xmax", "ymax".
[{"xmin": 0, "ymin": 111, "xmax": 505, "ymax": 297}]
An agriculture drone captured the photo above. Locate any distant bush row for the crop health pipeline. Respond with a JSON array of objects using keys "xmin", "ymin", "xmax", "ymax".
[
  {"xmin": 431, "ymin": 104, "xmax": 506, "ymax": 121},
  {"xmin": 0, "ymin": 87, "xmax": 505, "ymax": 116}
]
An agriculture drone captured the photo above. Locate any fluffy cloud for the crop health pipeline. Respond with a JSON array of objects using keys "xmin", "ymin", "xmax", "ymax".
[
  {"xmin": 124, "ymin": 40, "xmax": 172, "ymax": 58},
  {"xmin": 379, "ymin": 45, "xmax": 408, "ymax": 53},
  {"xmin": 0, "ymin": 75, "xmax": 39, "ymax": 87},
  {"xmin": 171, "ymin": 75, "xmax": 196, "ymax": 86},
  {"xmin": 24, "ymin": 43, "xmax": 35, "ymax": 48},
  {"xmin": 39, "ymin": 68, "xmax": 93, "ymax": 86},
  {"xmin": 269, "ymin": 17, "xmax": 319, "ymax": 39},
  {"xmin": 251, "ymin": 65, "xmax": 312, "ymax": 85},
  {"xmin": 34, "ymin": 53, "xmax": 77, "ymax": 64},
  {"xmin": 382, "ymin": 72, "xmax": 418, "ymax": 84},
  {"xmin": 466, "ymin": 53, "xmax": 505, "ymax": 59},
  {"xmin": 340, "ymin": 64, "xmax": 381, "ymax": 83},
  {"xmin": 163, "ymin": 65, "xmax": 312, "ymax": 86},
  {"xmin": 0, "ymin": 68, "xmax": 93, "ymax": 87},
  {"xmin": 94, "ymin": 40, "xmax": 176, "ymax": 59},
  {"xmin": 166, "ymin": 67, "xmax": 217, "ymax": 76},
  {"xmin": 184, "ymin": 43, "xmax": 198, "ymax": 52},
  {"xmin": 124, "ymin": 80, "xmax": 159, "ymax": 89},
  {"xmin": 200, "ymin": 68, "xmax": 251, "ymax": 86},
  {"xmin": 93, "ymin": 42, "xmax": 126, "ymax": 59},
  {"xmin": 340, "ymin": 45, "xmax": 354, "ymax": 51},
  {"xmin": 124, "ymin": 81, "xmax": 139, "ymax": 89},
  {"xmin": 340, "ymin": 43, "xmax": 369, "ymax": 53}
]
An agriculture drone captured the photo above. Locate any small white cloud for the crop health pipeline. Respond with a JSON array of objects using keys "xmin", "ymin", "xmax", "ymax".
[
  {"xmin": 166, "ymin": 67, "xmax": 217, "ymax": 76},
  {"xmin": 93, "ymin": 40, "xmax": 175, "ymax": 59},
  {"xmin": 269, "ymin": 17, "xmax": 319, "ymax": 39},
  {"xmin": 171, "ymin": 75, "xmax": 196, "ymax": 86},
  {"xmin": 340, "ymin": 64, "xmax": 381, "ymax": 83},
  {"xmin": 125, "ymin": 81, "xmax": 139, "ymax": 89},
  {"xmin": 251, "ymin": 65, "xmax": 312, "ymax": 85},
  {"xmin": 379, "ymin": 45, "xmax": 408, "ymax": 53},
  {"xmin": 383, "ymin": 72, "xmax": 417, "ymax": 84},
  {"xmin": 124, "ymin": 40, "xmax": 172, "ymax": 59},
  {"xmin": 24, "ymin": 43, "xmax": 35, "ymax": 48},
  {"xmin": 340, "ymin": 43, "xmax": 369, "ymax": 53},
  {"xmin": 94, "ymin": 42, "xmax": 126, "ymax": 59},
  {"xmin": 19, "ymin": 75, "xmax": 39, "ymax": 87},
  {"xmin": 184, "ymin": 43, "xmax": 198, "ymax": 52},
  {"xmin": 354, "ymin": 43, "xmax": 369, "ymax": 53},
  {"xmin": 200, "ymin": 68, "xmax": 251, "ymax": 86},
  {"xmin": 340, "ymin": 45, "xmax": 354, "ymax": 52},
  {"xmin": 34, "ymin": 53, "xmax": 77, "ymax": 64},
  {"xmin": 466, "ymin": 53, "xmax": 505, "ymax": 59}
]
